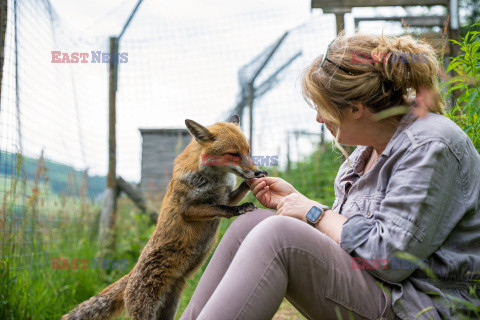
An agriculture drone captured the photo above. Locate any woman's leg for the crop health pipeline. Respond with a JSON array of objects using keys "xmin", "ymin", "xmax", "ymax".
[
  {"xmin": 195, "ymin": 215, "xmax": 397, "ymax": 320},
  {"xmin": 180, "ymin": 209, "xmax": 276, "ymax": 319}
]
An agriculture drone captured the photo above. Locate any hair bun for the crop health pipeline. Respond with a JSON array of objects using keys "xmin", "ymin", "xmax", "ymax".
[
  {"xmin": 373, "ymin": 35, "xmax": 439, "ymax": 92},
  {"xmin": 302, "ymin": 33, "xmax": 446, "ymax": 121}
]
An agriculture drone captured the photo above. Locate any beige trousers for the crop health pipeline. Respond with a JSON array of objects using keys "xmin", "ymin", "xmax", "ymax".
[{"xmin": 180, "ymin": 209, "xmax": 399, "ymax": 320}]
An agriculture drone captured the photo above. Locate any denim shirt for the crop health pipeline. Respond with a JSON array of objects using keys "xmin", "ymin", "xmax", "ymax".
[{"xmin": 335, "ymin": 111, "xmax": 480, "ymax": 319}]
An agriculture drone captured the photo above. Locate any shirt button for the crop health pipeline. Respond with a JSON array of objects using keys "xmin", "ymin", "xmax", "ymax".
[{"xmin": 366, "ymin": 212, "xmax": 372, "ymax": 217}]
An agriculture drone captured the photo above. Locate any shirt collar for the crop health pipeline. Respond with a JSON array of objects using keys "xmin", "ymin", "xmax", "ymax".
[
  {"xmin": 351, "ymin": 109, "xmax": 417, "ymax": 175},
  {"xmin": 352, "ymin": 145, "xmax": 373, "ymax": 175},
  {"xmin": 381, "ymin": 108, "xmax": 417, "ymax": 157}
]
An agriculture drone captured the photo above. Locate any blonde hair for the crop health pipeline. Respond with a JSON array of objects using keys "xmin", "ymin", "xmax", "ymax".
[{"xmin": 302, "ymin": 33, "xmax": 446, "ymax": 158}]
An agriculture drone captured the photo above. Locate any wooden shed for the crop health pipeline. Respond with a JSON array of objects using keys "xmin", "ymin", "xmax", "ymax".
[{"xmin": 139, "ymin": 128, "xmax": 192, "ymax": 201}]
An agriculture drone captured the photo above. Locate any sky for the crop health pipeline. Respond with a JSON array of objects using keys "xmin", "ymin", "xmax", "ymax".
[{"xmin": 0, "ymin": 0, "xmax": 447, "ymax": 182}]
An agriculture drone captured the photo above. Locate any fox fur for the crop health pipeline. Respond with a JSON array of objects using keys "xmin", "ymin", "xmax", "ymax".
[{"xmin": 61, "ymin": 115, "xmax": 267, "ymax": 320}]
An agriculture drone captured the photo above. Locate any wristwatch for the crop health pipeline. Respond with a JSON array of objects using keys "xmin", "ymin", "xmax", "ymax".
[{"xmin": 306, "ymin": 204, "xmax": 330, "ymax": 226}]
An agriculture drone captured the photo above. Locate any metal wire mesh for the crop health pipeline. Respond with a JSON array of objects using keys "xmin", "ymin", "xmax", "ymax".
[
  {"xmin": 2, "ymin": 0, "xmax": 344, "ymax": 273},
  {"xmin": 1, "ymin": 0, "xmax": 106, "ymax": 271},
  {"xmin": 115, "ymin": 7, "xmax": 343, "ymax": 208}
]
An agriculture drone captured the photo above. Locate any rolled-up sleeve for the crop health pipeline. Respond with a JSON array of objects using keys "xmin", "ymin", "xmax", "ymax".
[{"xmin": 340, "ymin": 140, "xmax": 461, "ymax": 283}]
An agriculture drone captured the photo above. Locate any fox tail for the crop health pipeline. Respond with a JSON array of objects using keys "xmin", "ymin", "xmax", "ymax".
[{"xmin": 61, "ymin": 273, "xmax": 130, "ymax": 320}]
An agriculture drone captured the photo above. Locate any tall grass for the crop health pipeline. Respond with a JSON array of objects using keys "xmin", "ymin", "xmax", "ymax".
[
  {"xmin": 0, "ymin": 153, "xmax": 140, "ymax": 320},
  {"xmin": 2, "ymin": 20, "xmax": 480, "ymax": 320},
  {"xmin": 0, "ymin": 144, "xmax": 340, "ymax": 319}
]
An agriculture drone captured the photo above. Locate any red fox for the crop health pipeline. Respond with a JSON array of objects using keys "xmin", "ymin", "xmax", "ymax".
[{"xmin": 61, "ymin": 115, "xmax": 267, "ymax": 320}]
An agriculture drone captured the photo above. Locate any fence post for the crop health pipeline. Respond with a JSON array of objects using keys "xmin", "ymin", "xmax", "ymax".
[
  {"xmin": 0, "ymin": 0, "xmax": 7, "ymax": 104},
  {"xmin": 99, "ymin": 0, "xmax": 144, "ymax": 247},
  {"xmin": 99, "ymin": 36, "xmax": 119, "ymax": 245}
]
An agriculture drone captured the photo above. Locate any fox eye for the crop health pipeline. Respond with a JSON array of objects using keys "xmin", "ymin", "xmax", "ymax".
[{"xmin": 227, "ymin": 153, "xmax": 241, "ymax": 157}]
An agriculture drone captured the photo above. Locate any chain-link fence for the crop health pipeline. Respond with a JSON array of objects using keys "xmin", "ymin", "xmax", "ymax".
[
  {"xmin": 2, "ymin": 0, "xmax": 457, "ymax": 318},
  {"xmin": 0, "ymin": 0, "xmax": 108, "ymax": 275},
  {"xmin": 1, "ymin": 0, "xmax": 431, "ymax": 282},
  {"xmin": 114, "ymin": 6, "xmax": 343, "ymax": 207}
]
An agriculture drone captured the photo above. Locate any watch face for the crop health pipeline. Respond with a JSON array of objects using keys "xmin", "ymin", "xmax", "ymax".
[{"xmin": 306, "ymin": 206, "xmax": 322, "ymax": 223}]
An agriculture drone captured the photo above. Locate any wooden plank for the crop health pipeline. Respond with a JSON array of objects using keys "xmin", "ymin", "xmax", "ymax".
[
  {"xmin": 117, "ymin": 176, "xmax": 157, "ymax": 223},
  {"xmin": 312, "ymin": 0, "xmax": 448, "ymax": 9},
  {"xmin": 100, "ymin": 36, "xmax": 119, "ymax": 243},
  {"xmin": 354, "ymin": 15, "xmax": 447, "ymax": 27},
  {"xmin": 0, "ymin": 0, "xmax": 7, "ymax": 102},
  {"xmin": 421, "ymin": 32, "xmax": 451, "ymax": 56},
  {"xmin": 335, "ymin": 13, "xmax": 345, "ymax": 34}
]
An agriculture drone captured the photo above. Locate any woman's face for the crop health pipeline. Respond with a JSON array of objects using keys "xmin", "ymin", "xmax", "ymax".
[
  {"xmin": 315, "ymin": 105, "xmax": 375, "ymax": 146},
  {"xmin": 316, "ymin": 112, "xmax": 337, "ymax": 136}
]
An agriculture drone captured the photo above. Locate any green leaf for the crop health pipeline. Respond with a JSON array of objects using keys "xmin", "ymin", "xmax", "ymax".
[
  {"xmin": 446, "ymin": 61, "xmax": 461, "ymax": 73},
  {"xmin": 449, "ymin": 39, "xmax": 462, "ymax": 46},
  {"xmin": 467, "ymin": 91, "xmax": 479, "ymax": 106}
]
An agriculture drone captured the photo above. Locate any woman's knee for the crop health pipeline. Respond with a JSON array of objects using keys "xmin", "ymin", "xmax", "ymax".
[
  {"xmin": 242, "ymin": 215, "xmax": 332, "ymax": 257},
  {"xmin": 224, "ymin": 208, "xmax": 275, "ymax": 241},
  {"xmin": 238, "ymin": 215, "xmax": 296, "ymax": 253}
]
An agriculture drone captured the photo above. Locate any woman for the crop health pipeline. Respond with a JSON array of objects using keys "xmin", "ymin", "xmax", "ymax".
[{"xmin": 180, "ymin": 34, "xmax": 480, "ymax": 320}]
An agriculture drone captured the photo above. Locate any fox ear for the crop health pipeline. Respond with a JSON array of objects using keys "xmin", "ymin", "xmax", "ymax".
[
  {"xmin": 228, "ymin": 115, "xmax": 240, "ymax": 126},
  {"xmin": 185, "ymin": 119, "xmax": 214, "ymax": 142}
]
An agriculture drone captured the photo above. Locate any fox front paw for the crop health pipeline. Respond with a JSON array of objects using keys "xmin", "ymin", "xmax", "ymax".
[{"xmin": 237, "ymin": 202, "xmax": 256, "ymax": 215}]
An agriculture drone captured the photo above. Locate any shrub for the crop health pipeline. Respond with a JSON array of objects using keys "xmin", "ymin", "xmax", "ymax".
[{"xmin": 445, "ymin": 20, "xmax": 480, "ymax": 153}]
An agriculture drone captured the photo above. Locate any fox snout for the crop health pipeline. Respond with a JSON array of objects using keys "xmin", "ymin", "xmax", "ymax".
[
  {"xmin": 255, "ymin": 170, "xmax": 268, "ymax": 178},
  {"xmin": 238, "ymin": 169, "xmax": 268, "ymax": 179},
  {"xmin": 228, "ymin": 164, "xmax": 268, "ymax": 179}
]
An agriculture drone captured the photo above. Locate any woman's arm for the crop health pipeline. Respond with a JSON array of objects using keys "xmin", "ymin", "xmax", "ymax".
[
  {"xmin": 315, "ymin": 209, "xmax": 347, "ymax": 244},
  {"xmin": 249, "ymin": 178, "xmax": 347, "ymax": 244},
  {"xmin": 339, "ymin": 140, "xmax": 460, "ymax": 283},
  {"xmin": 251, "ymin": 140, "xmax": 461, "ymax": 284},
  {"xmin": 274, "ymin": 192, "xmax": 347, "ymax": 244}
]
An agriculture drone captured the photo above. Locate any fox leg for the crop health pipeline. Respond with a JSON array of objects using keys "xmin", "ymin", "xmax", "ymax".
[
  {"xmin": 228, "ymin": 181, "xmax": 250, "ymax": 205},
  {"xmin": 154, "ymin": 278, "xmax": 186, "ymax": 320},
  {"xmin": 124, "ymin": 270, "xmax": 177, "ymax": 320},
  {"xmin": 181, "ymin": 203, "xmax": 256, "ymax": 221},
  {"xmin": 228, "ymin": 170, "xmax": 268, "ymax": 205}
]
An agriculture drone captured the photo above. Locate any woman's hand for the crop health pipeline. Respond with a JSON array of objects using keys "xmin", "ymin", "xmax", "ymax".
[
  {"xmin": 247, "ymin": 177, "xmax": 297, "ymax": 209},
  {"xmin": 276, "ymin": 193, "xmax": 321, "ymax": 222}
]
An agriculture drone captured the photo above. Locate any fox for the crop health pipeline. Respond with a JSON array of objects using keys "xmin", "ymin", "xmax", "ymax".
[{"xmin": 61, "ymin": 115, "xmax": 267, "ymax": 320}]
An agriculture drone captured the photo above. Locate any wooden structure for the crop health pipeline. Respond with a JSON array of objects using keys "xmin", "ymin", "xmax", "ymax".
[
  {"xmin": 100, "ymin": 0, "xmax": 144, "ymax": 243},
  {"xmin": 354, "ymin": 15, "xmax": 451, "ymax": 55},
  {"xmin": 139, "ymin": 128, "xmax": 192, "ymax": 201},
  {"xmin": 0, "ymin": 0, "xmax": 7, "ymax": 102},
  {"xmin": 311, "ymin": 0, "xmax": 460, "ymax": 57}
]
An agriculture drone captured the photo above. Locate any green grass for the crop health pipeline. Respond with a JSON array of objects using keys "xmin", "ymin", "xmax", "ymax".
[
  {"xmin": 2, "ymin": 20, "xmax": 480, "ymax": 316},
  {"xmin": 2, "ymin": 140, "xmax": 479, "ymax": 319},
  {"xmin": 0, "ymin": 143, "xmax": 341, "ymax": 320}
]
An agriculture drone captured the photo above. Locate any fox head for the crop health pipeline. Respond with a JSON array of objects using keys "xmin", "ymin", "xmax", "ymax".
[{"xmin": 184, "ymin": 115, "xmax": 265, "ymax": 179}]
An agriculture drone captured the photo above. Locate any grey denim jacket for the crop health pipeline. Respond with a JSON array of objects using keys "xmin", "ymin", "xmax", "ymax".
[{"xmin": 334, "ymin": 111, "xmax": 480, "ymax": 319}]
